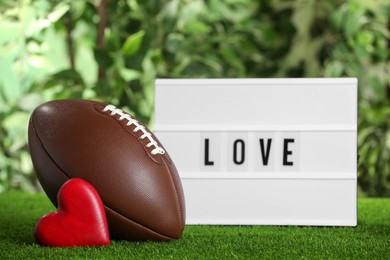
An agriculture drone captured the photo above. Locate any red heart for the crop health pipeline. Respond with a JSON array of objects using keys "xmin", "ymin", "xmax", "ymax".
[{"xmin": 35, "ymin": 178, "xmax": 110, "ymax": 247}]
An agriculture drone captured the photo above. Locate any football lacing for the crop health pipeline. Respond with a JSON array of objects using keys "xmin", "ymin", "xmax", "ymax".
[{"xmin": 103, "ymin": 104, "xmax": 165, "ymax": 155}]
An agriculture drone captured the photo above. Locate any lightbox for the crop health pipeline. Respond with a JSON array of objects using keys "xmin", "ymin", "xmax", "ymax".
[{"xmin": 154, "ymin": 78, "xmax": 357, "ymax": 226}]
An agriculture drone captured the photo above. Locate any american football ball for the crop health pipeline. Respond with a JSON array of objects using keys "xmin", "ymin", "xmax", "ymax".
[{"xmin": 28, "ymin": 99, "xmax": 185, "ymax": 241}]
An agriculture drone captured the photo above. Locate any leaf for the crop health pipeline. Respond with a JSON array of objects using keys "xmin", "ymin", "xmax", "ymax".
[
  {"xmin": 20, "ymin": 5, "xmax": 37, "ymax": 36},
  {"xmin": 220, "ymin": 46, "xmax": 245, "ymax": 76},
  {"xmin": 93, "ymin": 49, "xmax": 114, "ymax": 69},
  {"xmin": 2, "ymin": 112, "xmax": 29, "ymax": 133},
  {"xmin": 119, "ymin": 68, "xmax": 141, "ymax": 82},
  {"xmin": 0, "ymin": 22, "xmax": 19, "ymax": 45},
  {"xmin": 105, "ymin": 30, "xmax": 120, "ymax": 52},
  {"xmin": 367, "ymin": 75, "xmax": 384, "ymax": 100},
  {"xmin": 344, "ymin": 12, "xmax": 361, "ymax": 38},
  {"xmin": 324, "ymin": 60, "xmax": 344, "ymax": 77},
  {"xmin": 165, "ymin": 33, "xmax": 184, "ymax": 53},
  {"xmin": 17, "ymin": 93, "xmax": 42, "ymax": 111},
  {"xmin": 385, "ymin": 131, "xmax": 390, "ymax": 150},
  {"xmin": 20, "ymin": 151, "xmax": 33, "ymax": 174},
  {"xmin": 28, "ymin": 54, "xmax": 50, "ymax": 69},
  {"xmin": 358, "ymin": 126, "xmax": 375, "ymax": 145},
  {"xmin": 48, "ymin": 2, "xmax": 70, "ymax": 22},
  {"xmin": 127, "ymin": 0, "xmax": 140, "ymax": 13},
  {"xmin": 95, "ymin": 80, "xmax": 112, "ymax": 98},
  {"xmin": 122, "ymin": 30, "xmax": 145, "ymax": 57},
  {"xmin": 0, "ymin": 54, "xmax": 21, "ymax": 103},
  {"xmin": 357, "ymin": 31, "xmax": 374, "ymax": 47},
  {"xmin": 159, "ymin": 0, "xmax": 179, "ymax": 20},
  {"xmin": 51, "ymin": 69, "xmax": 85, "ymax": 86},
  {"xmin": 331, "ymin": 5, "xmax": 346, "ymax": 30},
  {"xmin": 82, "ymin": 88, "xmax": 97, "ymax": 100},
  {"xmin": 181, "ymin": 20, "xmax": 210, "ymax": 34},
  {"xmin": 138, "ymin": 99, "xmax": 151, "ymax": 119}
]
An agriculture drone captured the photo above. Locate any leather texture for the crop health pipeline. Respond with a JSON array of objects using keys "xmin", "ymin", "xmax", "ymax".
[
  {"xmin": 28, "ymin": 99, "xmax": 185, "ymax": 241},
  {"xmin": 35, "ymin": 178, "xmax": 110, "ymax": 247}
]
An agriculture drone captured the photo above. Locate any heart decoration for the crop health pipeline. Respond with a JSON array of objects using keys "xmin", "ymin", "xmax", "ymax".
[{"xmin": 35, "ymin": 178, "xmax": 110, "ymax": 247}]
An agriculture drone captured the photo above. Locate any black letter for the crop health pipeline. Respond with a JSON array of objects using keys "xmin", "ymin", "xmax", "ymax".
[
  {"xmin": 233, "ymin": 139, "xmax": 245, "ymax": 165},
  {"xmin": 204, "ymin": 139, "xmax": 214, "ymax": 166},
  {"xmin": 259, "ymin": 139, "xmax": 272, "ymax": 165},
  {"xmin": 283, "ymin": 139, "xmax": 294, "ymax": 166}
]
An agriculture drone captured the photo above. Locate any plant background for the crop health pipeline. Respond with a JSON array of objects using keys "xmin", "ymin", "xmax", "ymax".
[{"xmin": 0, "ymin": 0, "xmax": 389, "ymax": 196}]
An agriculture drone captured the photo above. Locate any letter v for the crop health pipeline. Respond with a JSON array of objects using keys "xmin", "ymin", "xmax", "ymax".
[{"xmin": 259, "ymin": 139, "xmax": 272, "ymax": 166}]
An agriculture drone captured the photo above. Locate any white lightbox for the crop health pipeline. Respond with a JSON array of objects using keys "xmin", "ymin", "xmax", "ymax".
[{"xmin": 154, "ymin": 78, "xmax": 357, "ymax": 226}]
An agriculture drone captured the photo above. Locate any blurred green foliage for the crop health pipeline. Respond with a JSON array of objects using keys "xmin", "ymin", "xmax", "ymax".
[{"xmin": 0, "ymin": 0, "xmax": 389, "ymax": 196}]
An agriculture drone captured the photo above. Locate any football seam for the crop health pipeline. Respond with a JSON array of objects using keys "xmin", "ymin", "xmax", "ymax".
[
  {"xmin": 30, "ymin": 119, "xmax": 73, "ymax": 182},
  {"xmin": 162, "ymin": 157, "xmax": 183, "ymax": 229},
  {"xmin": 103, "ymin": 205, "xmax": 175, "ymax": 241},
  {"xmin": 93, "ymin": 104, "xmax": 164, "ymax": 165},
  {"xmin": 30, "ymin": 118, "xmax": 177, "ymax": 241}
]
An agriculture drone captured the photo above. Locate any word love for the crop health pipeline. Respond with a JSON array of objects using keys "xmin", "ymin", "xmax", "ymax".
[
  {"xmin": 201, "ymin": 132, "xmax": 300, "ymax": 171},
  {"xmin": 205, "ymin": 138, "xmax": 295, "ymax": 166}
]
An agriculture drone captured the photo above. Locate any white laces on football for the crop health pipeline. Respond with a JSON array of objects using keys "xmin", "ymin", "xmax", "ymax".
[{"xmin": 103, "ymin": 104, "xmax": 165, "ymax": 155}]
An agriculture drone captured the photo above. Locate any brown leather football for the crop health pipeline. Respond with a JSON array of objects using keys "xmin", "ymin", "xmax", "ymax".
[{"xmin": 28, "ymin": 99, "xmax": 185, "ymax": 241}]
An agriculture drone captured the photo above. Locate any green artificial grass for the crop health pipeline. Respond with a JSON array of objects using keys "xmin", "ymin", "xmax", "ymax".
[{"xmin": 0, "ymin": 192, "xmax": 389, "ymax": 259}]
